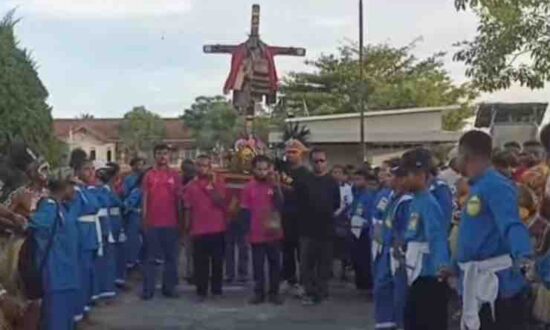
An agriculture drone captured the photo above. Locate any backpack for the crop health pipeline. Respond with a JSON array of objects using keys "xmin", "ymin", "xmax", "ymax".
[{"xmin": 17, "ymin": 201, "xmax": 60, "ymax": 300}]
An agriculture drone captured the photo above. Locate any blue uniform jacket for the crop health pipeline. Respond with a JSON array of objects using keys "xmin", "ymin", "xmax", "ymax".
[
  {"xmin": 458, "ymin": 168, "xmax": 533, "ymax": 298},
  {"xmin": 70, "ymin": 185, "xmax": 101, "ymax": 251},
  {"xmin": 371, "ymin": 187, "xmax": 393, "ymax": 225},
  {"xmin": 104, "ymin": 185, "xmax": 124, "ymax": 239},
  {"xmin": 430, "ymin": 178, "xmax": 453, "ymax": 234},
  {"xmin": 31, "ymin": 198, "xmax": 79, "ymax": 292},
  {"xmin": 405, "ymin": 190, "xmax": 450, "ymax": 277},
  {"xmin": 95, "ymin": 185, "xmax": 112, "ymax": 238},
  {"xmin": 122, "ymin": 174, "xmax": 139, "ymax": 199},
  {"xmin": 124, "ymin": 187, "xmax": 142, "ymax": 215},
  {"xmin": 383, "ymin": 193, "xmax": 412, "ymax": 247},
  {"xmin": 350, "ymin": 188, "xmax": 376, "ymax": 232}
]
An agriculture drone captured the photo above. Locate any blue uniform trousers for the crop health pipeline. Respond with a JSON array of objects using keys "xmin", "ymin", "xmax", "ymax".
[
  {"xmin": 373, "ymin": 246, "xmax": 396, "ymax": 329},
  {"xmin": 125, "ymin": 212, "xmax": 142, "ymax": 268},
  {"xmin": 76, "ymin": 250, "xmax": 95, "ymax": 320},
  {"xmin": 41, "ymin": 289, "xmax": 77, "ymax": 330},
  {"xmin": 142, "ymin": 227, "xmax": 180, "ymax": 298},
  {"xmin": 94, "ymin": 240, "xmax": 116, "ymax": 299},
  {"xmin": 393, "ymin": 266, "xmax": 408, "ymax": 329}
]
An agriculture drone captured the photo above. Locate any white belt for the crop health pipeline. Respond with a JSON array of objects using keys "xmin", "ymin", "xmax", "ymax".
[
  {"xmin": 97, "ymin": 208, "xmax": 108, "ymax": 217},
  {"xmin": 458, "ymin": 254, "xmax": 513, "ymax": 330},
  {"xmin": 372, "ymin": 241, "xmax": 382, "ymax": 263},
  {"xmin": 78, "ymin": 214, "xmax": 104, "ymax": 256},
  {"xmin": 109, "ymin": 207, "xmax": 121, "ymax": 216},
  {"xmin": 405, "ymin": 242, "xmax": 430, "ymax": 285}
]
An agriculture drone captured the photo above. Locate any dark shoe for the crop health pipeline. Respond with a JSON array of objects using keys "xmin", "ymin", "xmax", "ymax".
[
  {"xmin": 268, "ymin": 294, "xmax": 284, "ymax": 305},
  {"xmin": 248, "ymin": 295, "xmax": 265, "ymax": 305},
  {"xmin": 162, "ymin": 290, "xmax": 180, "ymax": 299},
  {"xmin": 140, "ymin": 293, "xmax": 154, "ymax": 301}
]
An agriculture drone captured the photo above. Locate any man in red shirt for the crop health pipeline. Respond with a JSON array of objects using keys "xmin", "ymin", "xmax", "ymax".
[
  {"xmin": 141, "ymin": 144, "xmax": 182, "ymax": 300},
  {"xmin": 241, "ymin": 155, "xmax": 284, "ymax": 305},
  {"xmin": 183, "ymin": 155, "xmax": 227, "ymax": 300}
]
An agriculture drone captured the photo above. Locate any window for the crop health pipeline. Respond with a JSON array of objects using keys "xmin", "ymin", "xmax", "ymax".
[
  {"xmin": 90, "ymin": 148, "xmax": 96, "ymax": 161},
  {"xmin": 107, "ymin": 149, "xmax": 112, "ymax": 162}
]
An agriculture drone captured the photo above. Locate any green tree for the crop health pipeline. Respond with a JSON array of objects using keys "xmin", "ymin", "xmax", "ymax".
[
  {"xmin": 281, "ymin": 41, "xmax": 477, "ymax": 130},
  {"xmin": 119, "ymin": 106, "xmax": 165, "ymax": 157},
  {"xmin": 182, "ymin": 96, "xmax": 271, "ymax": 152},
  {"xmin": 182, "ymin": 96, "xmax": 239, "ymax": 151},
  {"xmin": 454, "ymin": 0, "xmax": 550, "ymax": 91},
  {"xmin": 0, "ymin": 10, "xmax": 61, "ymax": 162}
]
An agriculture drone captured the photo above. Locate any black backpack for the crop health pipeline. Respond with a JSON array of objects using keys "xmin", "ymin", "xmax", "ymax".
[{"xmin": 18, "ymin": 201, "xmax": 60, "ymax": 300}]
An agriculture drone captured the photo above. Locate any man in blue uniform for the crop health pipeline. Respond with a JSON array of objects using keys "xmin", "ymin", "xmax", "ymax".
[
  {"xmin": 456, "ymin": 130, "xmax": 533, "ymax": 330},
  {"xmin": 349, "ymin": 168, "xmax": 377, "ymax": 292},
  {"xmin": 372, "ymin": 164, "xmax": 412, "ymax": 330},
  {"xmin": 428, "ymin": 164, "xmax": 454, "ymax": 234},
  {"xmin": 68, "ymin": 149, "xmax": 101, "ymax": 322},
  {"xmin": 400, "ymin": 148, "xmax": 451, "ymax": 330},
  {"xmin": 31, "ymin": 175, "xmax": 79, "ymax": 330},
  {"xmin": 122, "ymin": 157, "xmax": 145, "ymax": 199}
]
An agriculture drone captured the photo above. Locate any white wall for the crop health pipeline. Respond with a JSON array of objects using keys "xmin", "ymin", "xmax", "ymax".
[{"xmin": 65, "ymin": 132, "xmax": 116, "ymax": 163}]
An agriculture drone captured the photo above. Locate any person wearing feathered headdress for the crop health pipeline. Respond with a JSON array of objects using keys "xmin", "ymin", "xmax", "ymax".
[
  {"xmin": 68, "ymin": 148, "xmax": 102, "ymax": 323},
  {"xmin": 0, "ymin": 138, "xmax": 49, "ymax": 330},
  {"xmin": 278, "ymin": 126, "xmax": 311, "ymax": 294}
]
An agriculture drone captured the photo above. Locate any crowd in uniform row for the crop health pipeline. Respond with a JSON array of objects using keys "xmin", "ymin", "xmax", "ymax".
[{"xmin": 3, "ymin": 125, "xmax": 550, "ymax": 330}]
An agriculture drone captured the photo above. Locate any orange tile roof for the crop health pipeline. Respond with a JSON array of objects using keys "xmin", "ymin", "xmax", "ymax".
[{"xmin": 53, "ymin": 118, "xmax": 193, "ymax": 144}]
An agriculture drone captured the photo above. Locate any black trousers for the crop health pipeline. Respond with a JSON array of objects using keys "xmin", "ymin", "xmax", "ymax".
[
  {"xmin": 300, "ymin": 237, "xmax": 333, "ymax": 300},
  {"xmin": 193, "ymin": 233, "xmax": 225, "ymax": 297},
  {"xmin": 405, "ymin": 276, "xmax": 449, "ymax": 330},
  {"xmin": 350, "ymin": 230, "xmax": 372, "ymax": 290},
  {"xmin": 282, "ymin": 239, "xmax": 300, "ymax": 284},
  {"xmin": 251, "ymin": 242, "xmax": 282, "ymax": 297},
  {"xmin": 479, "ymin": 292, "xmax": 528, "ymax": 330},
  {"xmin": 281, "ymin": 213, "xmax": 300, "ymax": 284}
]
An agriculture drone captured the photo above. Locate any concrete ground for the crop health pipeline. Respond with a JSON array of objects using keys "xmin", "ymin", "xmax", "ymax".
[{"xmin": 85, "ymin": 277, "xmax": 375, "ymax": 330}]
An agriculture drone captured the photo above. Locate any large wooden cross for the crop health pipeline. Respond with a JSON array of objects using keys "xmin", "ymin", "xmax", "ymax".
[
  {"xmin": 203, "ymin": 4, "xmax": 306, "ymax": 57},
  {"xmin": 203, "ymin": 4, "xmax": 306, "ymax": 117}
]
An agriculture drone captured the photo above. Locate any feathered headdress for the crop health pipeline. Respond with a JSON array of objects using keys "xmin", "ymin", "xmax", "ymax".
[{"xmin": 282, "ymin": 122, "xmax": 310, "ymax": 146}]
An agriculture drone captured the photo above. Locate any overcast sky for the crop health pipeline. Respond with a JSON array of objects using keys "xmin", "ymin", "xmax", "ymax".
[{"xmin": 2, "ymin": 0, "xmax": 549, "ymax": 119}]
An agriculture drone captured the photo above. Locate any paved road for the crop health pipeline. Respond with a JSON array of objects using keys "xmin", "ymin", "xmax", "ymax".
[{"xmin": 85, "ymin": 277, "xmax": 374, "ymax": 330}]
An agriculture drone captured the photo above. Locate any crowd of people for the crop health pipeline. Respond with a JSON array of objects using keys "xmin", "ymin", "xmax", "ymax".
[{"xmin": 3, "ymin": 125, "xmax": 550, "ymax": 330}]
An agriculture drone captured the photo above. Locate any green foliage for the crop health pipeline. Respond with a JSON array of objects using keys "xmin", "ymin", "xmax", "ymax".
[
  {"xmin": 281, "ymin": 41, "xmax": 478, "ymax": 130},
  {"xmin": 119, "ymin": 106, "xmax": 165, "ymax": 157},
  {"xmin": 182, "ymin": 96, "xmax": 271, "ymax": 152},
  {"xmin": 0, "ymin": 10, "xmax": 60, "ymax": 163},
  {"xmin": 454, "ymin": 0, "xmax": 550, "ymax": 91},
  {"xmin": 182, "ymin": 96, "xmax": 238, "ymax": 151}
]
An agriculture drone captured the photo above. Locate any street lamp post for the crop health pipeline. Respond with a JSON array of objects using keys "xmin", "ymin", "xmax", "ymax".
[{"xmin": 358, "ymin": 0, "xmax": 367, "ymax": 163}]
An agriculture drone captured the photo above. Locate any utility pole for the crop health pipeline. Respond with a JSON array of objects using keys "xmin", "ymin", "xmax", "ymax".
[{"xmin": 358, "ymin": 0, "xmax": 367, "ymax": 163}]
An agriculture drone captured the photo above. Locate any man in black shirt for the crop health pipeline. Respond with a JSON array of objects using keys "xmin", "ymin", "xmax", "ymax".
[
  {"xmin": 296, "ymin": 148, "xmax": 340, "ymax": 305},
  {"xmin": 281, "ymin": 140, "xmax": 310, "ymax": 292}
]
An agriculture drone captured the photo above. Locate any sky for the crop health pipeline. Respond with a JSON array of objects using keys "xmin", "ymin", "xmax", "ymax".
[{"xmin": 2, "ymin": 0, "xmax": 550, "ymax": 119}]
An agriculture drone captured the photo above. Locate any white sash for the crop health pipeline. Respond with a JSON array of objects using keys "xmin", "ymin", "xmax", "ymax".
[
  {"xmin": 78, "ymin": 214, "xmax": 103, "ymax": 256},
  {"xmin": 405, "ymin": 241, "xmax": 430, "ymax": 285},
  {"xmin": 458, "ymin": 254, "xmax": 513, "ymax": 330}
]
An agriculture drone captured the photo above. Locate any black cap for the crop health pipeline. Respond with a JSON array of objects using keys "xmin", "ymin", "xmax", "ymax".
[
  {"xmin": 400, "ymin": 148, "xmax": 434, "ymax": 173},
  {"xmin": 391, "ymin": 165, "xmax": 407, "ymax": 177}
]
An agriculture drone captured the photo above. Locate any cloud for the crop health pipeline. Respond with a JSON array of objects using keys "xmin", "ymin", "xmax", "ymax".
[{"xmin": 4, "ymin": 0, "xmax": 193, "ymax": 19}]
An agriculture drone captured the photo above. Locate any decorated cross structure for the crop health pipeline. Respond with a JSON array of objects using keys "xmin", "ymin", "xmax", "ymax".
[{"xmin": 203, "ymin": 4, "xmax": 306, "ymax": 121}]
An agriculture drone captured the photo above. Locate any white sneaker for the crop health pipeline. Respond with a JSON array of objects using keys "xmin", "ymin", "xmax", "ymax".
[
  {"xmin": 280, "ymin": 281, "xmax": 292, "ymax": 294},
  {"xmin": 293, "ymin": 284, "xmax": 306, "ymax": 298}
]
